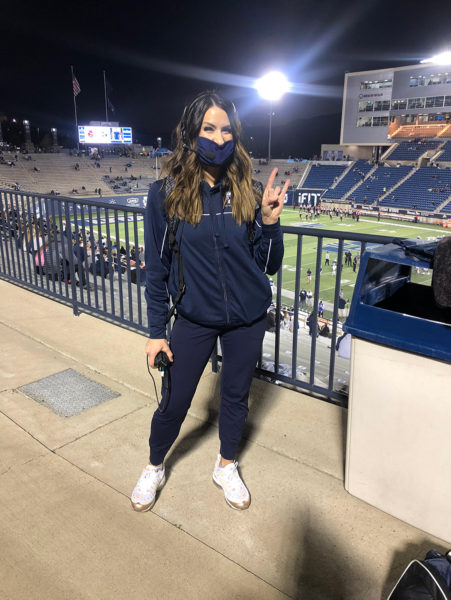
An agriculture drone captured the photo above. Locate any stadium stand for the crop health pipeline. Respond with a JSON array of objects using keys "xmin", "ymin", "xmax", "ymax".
[
  {"xmin": 435, "ymin": 140, "xmax": 451, "ymax": 163},
  {"xmin": 348, "ymin": 165, "xmax": 413, "ymax": 205},
  {"xmin": 250, "ymin": 159, "xmax": 308, "ymax": 189},
  {"xmin": 390, "ymin": 123, "xmax": 451, "ymax": 139},
  {"xmin": 0, "ymin": 151, "xmax": 309, "ymax": 197},
  {"xmin": 322, "ymin": 159, "xmax": 374, "ymax": 200},
  {"xmin": 379, "ymin": 165, "xmax": 451, "ymax": 211},
  {"xmin": 387, "ymin": 140, "xmax": 441, "ymax": 162},
  {"xmin": 440, "ymin": 199, "xmax": 451, "ymax": 213},
  {"xmin": 0, "ymin": 151, "xmax": 158, "ymax": 196},
  {"xmin": 1, "ymin": 148, "xmax": 450, "ymax": 216},
  {"xmin": 300, "ymin": 163, "xmax": 347, "ymax": 189}
]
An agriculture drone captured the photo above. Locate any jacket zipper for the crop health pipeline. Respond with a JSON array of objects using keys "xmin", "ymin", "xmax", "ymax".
[
  {"xmin": 210, "ymin": 196, "xmax": 230, "ymax": 324},
  {"xmin": 213, "ymin": 232, "xmax": 230, "ymax": 324}
]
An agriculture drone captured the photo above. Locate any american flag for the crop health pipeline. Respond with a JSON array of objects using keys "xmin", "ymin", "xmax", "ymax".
[{"xmin": 72, "ymin": 76, "xmax": 81, "ymax": 97}]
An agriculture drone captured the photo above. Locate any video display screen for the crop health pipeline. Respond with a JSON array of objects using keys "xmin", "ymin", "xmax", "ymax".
[{"xmin": 78, "ymin": 126, "xmax": 132, "ymax": 144}]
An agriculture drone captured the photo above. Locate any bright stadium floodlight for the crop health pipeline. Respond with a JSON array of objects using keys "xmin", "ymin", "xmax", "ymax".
[
  {"xmin": 255, "ymin": 71, "xmax": 290, "ymax": 101},
  {"xmin": 421, "ymin": 51, "xmax": 451, "ymax": 65},
  {"xmin": 255, "ymin": 72, "xmax": 290, "ymax": 162}
]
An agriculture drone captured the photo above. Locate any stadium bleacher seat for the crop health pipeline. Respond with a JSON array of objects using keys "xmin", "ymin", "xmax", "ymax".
[
  {"xmin": 436, "ymin": 140, "xmax": 451, "ymax": 163},
  {"xmin": 387, "ymin": 140, "xmax": 441, "ymax": 162},
  {"xmin": 0, "ymin": 151, "xmax": 158, "ymax": 196},
  {"xmin": 301, "ymin": 163, "xmax": 347, "ymax": 189},
  {"xmin": 379, "ymin": 166, "xmax": 451, "ymax": 212},
  {"xmin": 323, "ymin": 159, "xmax": 373, "ymax": 200},
  {"xmin": 250, "ymin": 159, "xmax": 308, "ymax": 189},
  {"xmin": 348, "ymin": 165, "xmax": 413, "ymax": 205}
]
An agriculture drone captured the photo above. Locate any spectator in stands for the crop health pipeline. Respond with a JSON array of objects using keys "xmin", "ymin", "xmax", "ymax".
[
  {"xmin": 36, "ymin": 236, "xmax": 63, "ymax": 282},
  {"xmin": 306, "ymin": 311, "xmax": 319, "ymax": 337},
  {"xmin": 338, "ymin": 296, "xmax": 348, "ymax": 319},
  {"xmin": 299, "ymin": 288, "xmax": 307, "ymax": 308},
  {"xmin": 89, "ymin": 248, "xmax": 109, "ymax": 278},
  {"xmin": 281, "ymin": 310, "xmax": 290, "ymax": 329},
  {"xmin": 72, "ymin": 238, "xmax": 87, "ymax": 287},
  {"xmin": 266, "ymin": 307, "xmax": 276, "ymax": 333},
  {"xmin": 132, "ymin": 90, "xmax": 289, "ymax": 513}
]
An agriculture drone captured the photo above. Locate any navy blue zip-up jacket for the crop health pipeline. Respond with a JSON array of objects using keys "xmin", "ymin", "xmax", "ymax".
[{"xmin": 144, "ymin": 179, "xmax": 284, "ymax": 338}]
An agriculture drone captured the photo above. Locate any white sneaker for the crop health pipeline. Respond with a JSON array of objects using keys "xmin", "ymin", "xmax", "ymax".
[
  {"xmin": 130, "ymin": 464, "xmax": 166, "ymax": 512},
  {"xmin": 212, "ymin": 455, "xmax": 250, "ymax": 510}
]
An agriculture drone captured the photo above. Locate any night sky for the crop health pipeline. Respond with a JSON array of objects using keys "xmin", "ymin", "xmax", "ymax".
[{"xmin": 1, "ymin": 0, "xmax": 450, "ymax": 157}]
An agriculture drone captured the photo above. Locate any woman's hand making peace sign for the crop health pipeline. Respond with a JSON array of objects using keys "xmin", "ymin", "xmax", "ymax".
[{"xmin": 261, "ymin": 168, "xmax": 290, "ymax": 225}]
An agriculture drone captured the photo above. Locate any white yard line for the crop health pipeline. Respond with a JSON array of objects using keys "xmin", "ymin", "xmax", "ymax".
[
  {"xmin": 360, "ymin": 219, "xmax": 448, "ymax": 234},
  {"xmin": 282, "ymin": 209, "xmax": 449, "ymax": 235}
]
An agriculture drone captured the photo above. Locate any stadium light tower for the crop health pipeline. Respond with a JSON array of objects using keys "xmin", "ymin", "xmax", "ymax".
[{"xmin": 256, "ymin": 71, "xmax": 290, "ymax": 162}]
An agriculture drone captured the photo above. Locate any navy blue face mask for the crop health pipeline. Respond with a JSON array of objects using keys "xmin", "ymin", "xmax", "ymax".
[{"xmin": 196, "ymin": 136, "xmax": 235, "ymax": 167}]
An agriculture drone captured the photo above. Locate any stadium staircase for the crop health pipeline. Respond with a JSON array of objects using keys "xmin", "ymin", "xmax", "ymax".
[
  {"xmin": 380, "ymin": 144, "xmax": 399, "ymax": 162},
  {"xmin": 436, "ymin": 197, "xmax": 451, "ymax": 212},
  {"xmin": 299, "ymin": 163, "xmax": 348, "ymax": 190},
  {"xmin": 296, "ymin": 162, "xmax": 312, "ymax": 188},
  {"xmin": 340, "ymin": 164, "xmax": 378, "ymax": 201},
  {"xmin": 434, "ymin": 140, "xmax": 451, "ymax": 163},
  {"xmin": 343, "ymin": 165, "xmax": 414, "ymax": 205},
  {"xmin": 375, "ymin": 166, "xmax": 417, "ymax": 203},
  {"xmin": 322, "ymin": 161, "xmax": 353, "ymax": 189},
  {"xmin": 385, "ymin": 140, "xmax": 442, "ymax": 163}
]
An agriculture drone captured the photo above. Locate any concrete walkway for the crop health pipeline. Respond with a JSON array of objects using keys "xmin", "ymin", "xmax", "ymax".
[{"xmin": 0, "ymin": 278, "xmax": 448, "ymax": 600}]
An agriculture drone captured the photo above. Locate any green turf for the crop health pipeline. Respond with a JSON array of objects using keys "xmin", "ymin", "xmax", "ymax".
[{"xmin": 275, "ymin": 209, "xmax": 451, "ymax": 318}]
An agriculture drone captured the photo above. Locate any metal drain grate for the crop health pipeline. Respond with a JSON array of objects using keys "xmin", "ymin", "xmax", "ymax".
[{"xmin": 18, "ymin": 369, "xmax": 120, "ymax": 417}]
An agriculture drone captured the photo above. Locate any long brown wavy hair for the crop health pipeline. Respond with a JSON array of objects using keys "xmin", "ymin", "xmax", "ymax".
[{"xmin": 162, "ymin": 91, "xmax": 261, "ymax": 225}]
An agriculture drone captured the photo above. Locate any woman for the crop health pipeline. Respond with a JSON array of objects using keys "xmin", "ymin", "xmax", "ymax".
[{"xmin": 131, "ymin": 91, "xmax": 289, "ymax": 512}]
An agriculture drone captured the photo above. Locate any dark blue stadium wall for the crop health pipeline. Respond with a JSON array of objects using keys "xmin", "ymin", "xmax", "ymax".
[{"xmin": 77, "ymin": 194, "xmax": 148, "ymax": 208}]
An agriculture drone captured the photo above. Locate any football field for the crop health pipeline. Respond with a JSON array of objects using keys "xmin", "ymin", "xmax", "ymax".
[
  {"xmin": 276, "ymin": 209, "xmax": 451, "ymax": 318},
  {"xmin": 72, "ymin": 207, "xmax": 450, "ymax": 320}
]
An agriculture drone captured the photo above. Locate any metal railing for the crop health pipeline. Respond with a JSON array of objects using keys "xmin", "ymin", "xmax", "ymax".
[{"xmin": 0, "ymin": 190, "xmax": 393, "ymax": 406}]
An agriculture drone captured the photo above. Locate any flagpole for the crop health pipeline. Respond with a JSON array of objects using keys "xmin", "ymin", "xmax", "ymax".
[
  {"xmin": 71, "ymin": 65, "xmax": 80, "ymax": 153},
  {"xmin": 103, "ymin": 70, "xmax": 109, "ymax": 122}
]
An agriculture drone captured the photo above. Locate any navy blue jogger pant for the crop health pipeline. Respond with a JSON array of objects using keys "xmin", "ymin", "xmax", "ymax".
[{"xmin": 149, "ymin": 314, "xmax": 267, "ymax": 465}]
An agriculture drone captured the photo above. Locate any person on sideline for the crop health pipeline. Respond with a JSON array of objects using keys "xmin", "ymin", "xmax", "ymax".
[{"xmin": 131, "ymin": 91, "xmax": 289, "ymax": 512}]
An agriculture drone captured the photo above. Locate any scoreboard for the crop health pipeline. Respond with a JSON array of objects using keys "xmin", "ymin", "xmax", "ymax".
[{"xmin": 78, "ymin": 126, "xmax": 132, "ymax": 145}]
